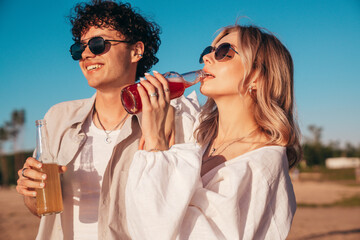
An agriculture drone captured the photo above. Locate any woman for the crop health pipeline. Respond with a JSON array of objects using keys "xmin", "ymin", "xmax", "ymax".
[{"xmin": 125, "ymin": 24, "xmax": 301, "ymax": 240}]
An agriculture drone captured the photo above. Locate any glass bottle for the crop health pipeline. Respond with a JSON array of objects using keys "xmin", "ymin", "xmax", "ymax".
[
  {"xmin": 35, "ymin": 119, "xmax": 63, "ymax": 216},
  {"xmin": 121, "ymin": 70, "xmax": 209, "ymax": 114}
]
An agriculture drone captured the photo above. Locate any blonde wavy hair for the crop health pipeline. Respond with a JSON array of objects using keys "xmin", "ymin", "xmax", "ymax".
[{"xmin": 194, "ymin": 24, "xmax": 302, "ymax": 168}]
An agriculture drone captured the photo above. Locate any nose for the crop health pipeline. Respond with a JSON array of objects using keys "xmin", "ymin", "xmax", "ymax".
[
  {"xmin": 81, "ymin": 44, "xmax": 95, "ymax": 60},
  {"xmin": 202, "ymin": 51, "xmax": 214, "ymax": 65}
]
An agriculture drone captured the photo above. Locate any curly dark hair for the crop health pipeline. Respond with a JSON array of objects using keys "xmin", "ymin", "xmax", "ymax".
[{"xmin": 69, "ymin": 0, "xmax": 161, "ymax": 79}]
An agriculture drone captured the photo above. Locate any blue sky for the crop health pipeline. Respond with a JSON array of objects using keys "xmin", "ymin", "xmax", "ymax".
[{"xmin": 1, "ymin": 0, "xmax": 359, "ymax": 152}]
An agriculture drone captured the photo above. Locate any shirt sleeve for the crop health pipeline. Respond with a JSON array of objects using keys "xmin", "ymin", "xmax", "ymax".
[
  {"xmin": 125, "ymin": 143, "xmax": 203, "ymax": 240},
  {"xmin": 170, "ymin": 91, "xmax": 201, "ymax": 144},
  {"xmin": 125, "ymin": 145, "xmax": 296, "ymax": 240}
]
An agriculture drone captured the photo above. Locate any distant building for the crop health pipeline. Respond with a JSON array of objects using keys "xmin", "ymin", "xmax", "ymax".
[{"xmin": 325, "ymin": 157, "xmax": 360, "ymax": 169}]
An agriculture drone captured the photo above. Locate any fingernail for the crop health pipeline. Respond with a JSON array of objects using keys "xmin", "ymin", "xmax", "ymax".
[
  {"xmin": 140, "ymin": 77, "xmax": 146, "ymax": 81},
  {"xmin": 137, "ymin": 83, "xmax": 141, "ymax": 87},
  {"xmin": 37, "ymin": 163, "xmax": 42, "ymax": 168},
  {"xmin": 144, "ymin": 73, "xmax": 150, "ymax": 75},
  {"xmin": 40, "ymin": 183, "xmax": 45, "ymax": 188},
  {"xmin": 153, "ymin": 70, "xmax": 159, "ymax": 74},
  {"xmin": 33, "ymin": 192, "xmax": 36, "ymax": 197},
  {"xmin": 42, "ymin": 174, "xmax": 46, "ymax": 180}
]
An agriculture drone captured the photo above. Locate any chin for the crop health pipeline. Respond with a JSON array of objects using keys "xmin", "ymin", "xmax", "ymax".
[
  {"xmin": 200, "ymin": 84, "xmax": 216, "ymax": 97},
  {"xmin": 86, "ymin": 78, "xmax": 103, "ymax": 89}
]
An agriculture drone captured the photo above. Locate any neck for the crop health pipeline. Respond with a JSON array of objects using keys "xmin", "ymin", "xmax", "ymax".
[
  {"xmin": 94, "ymin": 89, "xmax": 128, "ymax": 130},
  {"xmin": 214, "ymin": 95, "xmax": 258, "ymax": 141}
]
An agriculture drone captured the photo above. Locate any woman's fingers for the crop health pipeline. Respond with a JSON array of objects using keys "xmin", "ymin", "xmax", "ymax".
[
  {"xmin": 139, "ymin": 79, "xmax": 157, "ymax": 107},
  {"xmin": 153, "ymin": 71, "xmax": 170, "ymax": 102},
  {"xmin": 143, "ymin": 72, "xmax": 170, "ymax": 108},
  {"xmin": 139, "ymin": 71, "xmax": 170, "ymax": 106},
  {"xmin": 137, "ymin": 83, "xmax": 152, "ymax": 112}
]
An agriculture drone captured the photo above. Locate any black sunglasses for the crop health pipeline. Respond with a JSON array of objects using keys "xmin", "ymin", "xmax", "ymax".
[
  {"xmin": 199, "ymin": 42, "xmax": 239, "ymax": 64},
  {"xmin": 70, "ymin": 36, "xmax": 130, "ymax": 61}
]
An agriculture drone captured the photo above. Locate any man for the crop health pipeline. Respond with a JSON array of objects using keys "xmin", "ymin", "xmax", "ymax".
[{"xmin": 16, "ymin": 1, "xmax": 199, "ymax": 239}]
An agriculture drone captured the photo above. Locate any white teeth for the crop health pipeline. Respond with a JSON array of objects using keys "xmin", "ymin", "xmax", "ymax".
[
  {"xmin": 205, "ymin": 73, "xmax": 215, "ymax": 77},
  {"xmin": 87, "ymin": 64, "xmax": 103, "ymax": 71}
]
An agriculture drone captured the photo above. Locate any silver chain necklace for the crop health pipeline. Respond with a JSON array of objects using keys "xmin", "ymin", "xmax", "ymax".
[
  {"xmin": 95, "ymin": 109, "xmax": 128, "ymax": 144},
  {"xmin": 204, "ymin": 128, "xmax": 258, "ymax": 163}
]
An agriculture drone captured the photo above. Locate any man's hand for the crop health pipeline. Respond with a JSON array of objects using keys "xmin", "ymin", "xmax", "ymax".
[{"xmin": 16, "ymin": 157, "xmax": 66, "ymax": 216}]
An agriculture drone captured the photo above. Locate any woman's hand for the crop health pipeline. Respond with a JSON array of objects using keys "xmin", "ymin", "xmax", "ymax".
[{"xmin": 137, "ymin": 71, "xmax": 171, "ymax": 151}]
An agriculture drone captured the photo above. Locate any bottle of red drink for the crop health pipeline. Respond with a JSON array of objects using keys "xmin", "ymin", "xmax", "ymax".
[{"xmin": 121, "ymin": 70, "xmax": 207, "ymax": 114}]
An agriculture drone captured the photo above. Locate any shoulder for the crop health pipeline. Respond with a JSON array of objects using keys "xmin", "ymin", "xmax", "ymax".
[
  {"xmin": 226, "ymin": 146, "xmax": 288, "ymax": 185},
  {"xmin": 46, "ymin": 98, "xmax": 91, "ymax": 115},
  {"xmin": 43, "ymin": 96, "xmax": 94, "ymax": 134},
  {"xmin": 247, "ymin": 146, "xmax": 287, "ymax": 167},
  {"xmin": 44, "ymin": 97, "xmax": 93, "ymax": 121}
]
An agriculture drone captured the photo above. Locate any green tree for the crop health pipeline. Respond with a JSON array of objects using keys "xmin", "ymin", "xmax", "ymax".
[
  {"xmin": 303, "ymin": 125, "xmax": 324, "ymax": 166},
  {"xmin": 343, "ymin": 142, "xmax": 358, "ymax": 157},
  {"xmin": 302, "ymin": 125, "xmax": 360, "ymax": 167},
  {"xmin": 0, "ymin": 126, "xmax": 9, "ymax": 185},
  {"xmin": 5, "ymin": 109, "xmax": 26, "ymax": 182}
]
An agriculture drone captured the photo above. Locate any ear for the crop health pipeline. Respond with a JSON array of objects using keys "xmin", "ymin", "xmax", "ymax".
[
  {"xmin": 251, "ymin": 78, "xmax": 258, "ymax": 90},
  {"xmin": 246, "ymin": 75, "xmax": 258, "ymax": 96},
  {"xmin": 131, "ymin": 41, "xmax": 145, "ymax": 63}
]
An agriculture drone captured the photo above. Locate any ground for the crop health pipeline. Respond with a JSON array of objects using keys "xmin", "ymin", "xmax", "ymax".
[
  {"xmin": 0, "ymin": 179, "xmax": 359, "ymax": 239},
  {"xmin": 287, "ymin": 181, "xmax": 360, "ymax": 240}
]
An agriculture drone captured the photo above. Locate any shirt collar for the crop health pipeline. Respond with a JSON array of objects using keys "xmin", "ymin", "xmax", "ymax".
[{"xmin": 67, "ymin": 93, "xmax": 96, "ymax": 131}]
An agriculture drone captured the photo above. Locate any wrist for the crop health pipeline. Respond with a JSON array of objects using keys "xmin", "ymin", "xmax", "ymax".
[
  {"xmin": 147, "ymin": 148, "xmax": 161, "ymax": 152},
  {"xmin": 145, "ymin": 136, "xmax": 169, "ymax": 152}
]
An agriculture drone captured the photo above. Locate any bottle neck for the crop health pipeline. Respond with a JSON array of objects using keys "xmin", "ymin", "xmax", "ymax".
[{"xmin": 35, "ymin": 120, "xmax": 53, "ymax": 163}]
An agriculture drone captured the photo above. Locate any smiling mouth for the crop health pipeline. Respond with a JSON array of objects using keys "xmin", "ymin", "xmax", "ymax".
[{"xmin": 86, "ymin": 64, "xmax": 103, "ymax": 71}]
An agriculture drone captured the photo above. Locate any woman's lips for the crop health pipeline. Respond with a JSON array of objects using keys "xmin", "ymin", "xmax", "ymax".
[
  {"xmin": 203, "ymin": 70, "xmax": 215, "ymax": 80},
  {"xmin": 204, "ymin": 74, "xmax": 215, "ymax": 81}
]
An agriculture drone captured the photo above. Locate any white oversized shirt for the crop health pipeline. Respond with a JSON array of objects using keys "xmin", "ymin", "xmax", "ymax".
[{"xmin": 125, "ymin": 144, "xmax": 296, "ymax": 240}]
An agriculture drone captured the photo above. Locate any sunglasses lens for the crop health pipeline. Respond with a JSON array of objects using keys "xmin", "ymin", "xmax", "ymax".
[
  {"xmin": 70, "ymin": 43, "xmax": 84, "ymax": 61},
  {"xmin": 199, "ymin": 46, "xmax": 213, "ymax": 63},
  {"xmin": 89, "ymin": 37, "xmax": 106, "ymax": 55},
  {"xmin": 215, "ymin": 43, "xmax": 231, "ymax": 61}
]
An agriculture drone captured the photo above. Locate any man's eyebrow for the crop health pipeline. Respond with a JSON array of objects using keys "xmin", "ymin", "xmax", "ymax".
[{"xmin": 80, "ymin": 34, "xmax": 113, "ymax": 43}]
